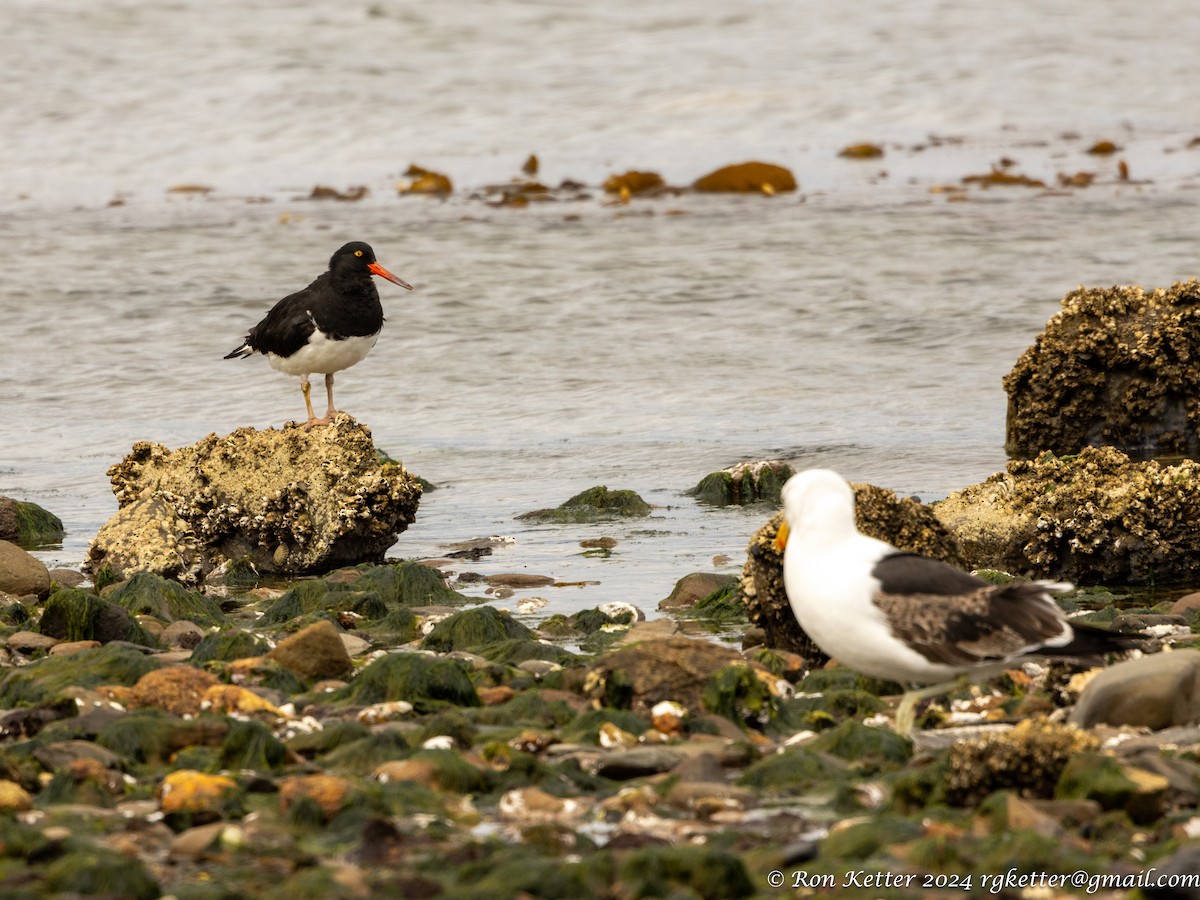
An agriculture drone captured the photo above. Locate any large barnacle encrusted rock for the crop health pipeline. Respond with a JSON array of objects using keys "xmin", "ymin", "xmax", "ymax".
[
  {"xmin": 934, "ymin": 446, "xmax": 1200, "ymax": 585},
  {"xmin": 740, "ymin": 482, "xmax": 965, "ymax": 660},
  {"xmin": 85, "ymin": 415, "xmax": 421, "ymax": 584},
  {"xmin": 1005, "ymin": 279, "xmax": 1200, "ymax": 458}
]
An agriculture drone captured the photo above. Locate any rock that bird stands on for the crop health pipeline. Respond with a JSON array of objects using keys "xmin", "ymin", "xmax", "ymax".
[{"xmin": 86, "ymin": 416, "xmax": 421, "ymax": 584}]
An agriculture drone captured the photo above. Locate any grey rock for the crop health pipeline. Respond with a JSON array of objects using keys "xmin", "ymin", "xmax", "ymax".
[
  {"xmin": 593, "ymin": 746, "xmax": 688, "ymax": 780},
  {"xmin": 659, "ymin": 572, "xmax": 737, "ymax": 611},
  {"xmin": 1070, "ymin": 650, "xmax": 1200, "ymax": 730}
]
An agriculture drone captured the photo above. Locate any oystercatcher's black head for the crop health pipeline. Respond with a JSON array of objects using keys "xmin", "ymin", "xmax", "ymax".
[{"xmin": 331, "ymin": 241, "xmax": 413, "ymax": 290}]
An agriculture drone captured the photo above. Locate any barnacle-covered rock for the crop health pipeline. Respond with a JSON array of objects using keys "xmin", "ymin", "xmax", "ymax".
[
  {"xmin": 944, "ymin": 719, "xmax": 1098, "ymax": 808},
  {"xmin": 740, "ymin": 482, "xmax": 965, "ymax": 660},
  {"xmin": 1005, "ymin": 279, "xmax": 1200, "ymax": 457},
  {"xmin": 85, "ymin": 415, "xmax": 421, "ymax": 584},
  {"xmin": 933, "ymin": 446, "xmax": 1200, "ymax": 584}
]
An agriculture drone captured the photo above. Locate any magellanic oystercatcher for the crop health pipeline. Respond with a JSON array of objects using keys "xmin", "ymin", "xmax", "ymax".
[
  {"xmin": 224, "ymin": 241, "xmax": 413, "ymax": 428},
  {"xmin": 774, "ymin": 468, "xmax": 1141, "ymax": 734}
]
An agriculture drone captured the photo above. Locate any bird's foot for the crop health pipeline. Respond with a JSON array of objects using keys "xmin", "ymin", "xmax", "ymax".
[
  {"xmin": 303, "ymin": 407, "xmax": 342, "ymax": 431},
  {"xmin": 304, "ymin": 415, "xmax": 333, "ymax": 431}
]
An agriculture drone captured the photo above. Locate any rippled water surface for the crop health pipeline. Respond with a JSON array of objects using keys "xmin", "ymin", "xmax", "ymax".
[{"xmin": 3, "ymin": 0, "xmax": 1199, "ymax": 613}]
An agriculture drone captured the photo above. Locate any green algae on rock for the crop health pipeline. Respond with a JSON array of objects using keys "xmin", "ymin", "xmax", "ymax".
[
  {"xmin": 420, "ymin": 605, "xmax": 536, "ymax": 653},
  {"xmin": 740, "ymin": 481, "xmax": 964, "ymax": 660},
  {"xmin": 517, "ymin": 485, "xmax": 652, "ymax": 523},
  {"xmin": 335, "ymin": 652, "xmax": 480, "ymax": 712},
  {"xmin": 1005, "ymin": 279, "xmax": 1200, "ymax": 457},
  {"xmin": 85, "ymin": 415, "xmax": 422, "ymax": 584},
  {"xmin": 934, "ymin": 446, "xmax": 1200, "ymax": 583},
  {"xmin": 105, "ymin": 572, "xmax": 226, "ymax": 627},
  {"xmin": 0, "ymin": 644, "xmax": 161, "ymax": 707},
  {"xmin": 0, "ymin": 497, "xmax": 64, "ymax": 548},
  {"xmin": 38, "ymin": 588, "xmax": 162, "ymax": 647},
  {"xmin": 690, "ymin": 460, "xmax": 795, "ymax": 506}
]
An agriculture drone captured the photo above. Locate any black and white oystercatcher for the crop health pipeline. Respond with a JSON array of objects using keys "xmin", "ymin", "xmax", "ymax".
[
  {"xmin": 774, "ymin": 468, "xmax": 1140, "ymax": 734},
  {"xmin": 224, "ymin": 241, "xmax": 413, "ymax": 428}
]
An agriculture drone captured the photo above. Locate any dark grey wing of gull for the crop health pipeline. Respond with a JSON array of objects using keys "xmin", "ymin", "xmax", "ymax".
[{"xmin": 869, "ymin": 553, "xmax": 1072, "ymax": 669}]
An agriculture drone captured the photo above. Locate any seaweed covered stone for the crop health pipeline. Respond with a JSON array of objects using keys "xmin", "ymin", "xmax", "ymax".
[
  {"xmin": 690, "ymin": 461, "xmax": 794, "ymax": 506},
  {"xmin": 0, "ymin": 497, "xmax": 64, "ymax": 548},
  {"xmin": 933, "ymin": 446, "xmax": 1200, "ymax": 584},
  {"xmin": 1005, "ymin": 279, "xmax": 1200, "ymax": 457},
  {"xmin": 740, "ymin": 481, "xmax": 964, "ymax": 660},
  {"xmin": 517, "ymin": 486, "xmax": 651, "ymax": 523},
  {"xmin": 85, "ymin": 416, "xmax": 422, "ymax": 583}
]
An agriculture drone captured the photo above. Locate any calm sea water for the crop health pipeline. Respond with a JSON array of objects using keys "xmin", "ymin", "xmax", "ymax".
[{"xmin": 2, "ymin": 0, "xmax": 1199, "ymax": 614}]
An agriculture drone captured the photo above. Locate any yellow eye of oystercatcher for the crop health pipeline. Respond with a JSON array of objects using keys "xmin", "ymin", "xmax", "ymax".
[{"xmin": 354, "ymin": 249, "xmax": 363, "ymax": 257}]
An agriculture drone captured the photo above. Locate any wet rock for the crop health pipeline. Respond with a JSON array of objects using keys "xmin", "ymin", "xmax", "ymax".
[
  {"xmin": 169, "ymin": 821, "xmax": 237, "ymax": 861},
  {"xmin": 1144, "ymin": 843, "xmax": 1200, "ymax": 899},
  {"xmin": 127, "ymin": 666, "xmax": 219, "ymax": 716},
  {"xmin": 158, "ymin": 769, "xmax": 242, "ymax": 816},
  {"xmin": 1170, "ymin": 592, "xmax": 1200, "ymax": 616},
  {"xmin": 0, "ymin": 539, "xmax": 50, "ymax": 598},
  {"xmin": 0, "ymin": 643, "xmax": 161, "ymax": 708},
  {"xmin": 690, "ymin": 460, "xmax": 795, "ymax": 506},
  {"xmin": 0, "ymin": 496, "xmax": 64, "ymax": 547},
  {"xmin": 6, "ymin": 630, "xmax": 59, "ymax": 654},
  {"xmin": 659, "ymin": 573, "xmax": 738, "ymax": 612},
  {"xmin": 335, "ymin": 651, "xmax": 479, "ymax": 712},
  {"xmin": 49, "ymin": 639, "xmax": 102, "ymax": 657},
  {"xmin": 85, "ymin": 417, "xmax": 422, "ymax": 583},
  {"xmin": 498, "ymin": 785, "xmax": 590, "ymax": 824},
  {"xmin": 594, "ymin": 746, "xmax": 688, "ymax": 779},
  {"xmin": 105, "ymin": 572, "xmax": 226, "ymax": 626},
  {"xmin": 0, "ymin": 779, "xmax": 33, "ymax": 811},
  {"xmin": 585, "ymin": 635, "xmax": 748, "ymax": 715},
  {"xmin": 204, "ymin": 684, "xmax": 289, "ymax": 719},
  {"xmin": 1056, "ymin": 751, "xmax": 1168, "ymax": 823},
  {"xmin": 740, "ymin": 482, "xmax": 964, "ymax": 659},
  {"xmin": 268, "ymin": 620, "xmax": 354, "ymax": 681},
  {"xmin": 373, "ymin": 749, "xmax": 487, "ymax": 793},
  {"xmin": 278, "ymin": 773, "xmax": 355, "ymax": 821},
  {"xmin": 38, "ymin": 588, "xmax": 161, "ymax": 647},
  {"xmin": 190, "ymin": 627, "xmax": 270, "ymax": 664},
  {"xmin": 420, "ymin": 605, "xmax": 535, "ymax": 652},
  {"xmin": 161, "ymin": 619, "xmax": 205, "ymax": 649},
  {"xmin": 1070, "ymin": 649, "xmax": 1200, "ymax": 729},
  {"xmin": 651, "ymin": 700, "xmax": 688, "ymax": 736},
  {"xmin": 692, "ymin": 161, "xmax": 797, "ymax": 194},
  {"xmin": 936, "ymin": 447, "xmax": 1200, "ymax": 583},
  {"xmin": 1005, "ymin": 279, "xmax": 1200, "ymax": 457},
  {"xmin": 739, "ymin": 747, "xmax": 840, "ymax": 794},
  {"xmin": 42, "ymin": 846, "xmax": 160, "ymax": 899},
  {"xmin": 517, "ymin": 485, "xmax": 652, "ymax": 523},
  {"xmin": 945, "ymin": 719, "xmax": 1098, "ymax": 807},
  {"xmin": 49, "ymin": 568, "xmax": 85, "ymax": 589}
]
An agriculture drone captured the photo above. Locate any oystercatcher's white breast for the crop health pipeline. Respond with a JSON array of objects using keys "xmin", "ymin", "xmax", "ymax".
[{"xmin": 268, "ymin": 328, "xmax": 379, "ymax": 376}]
